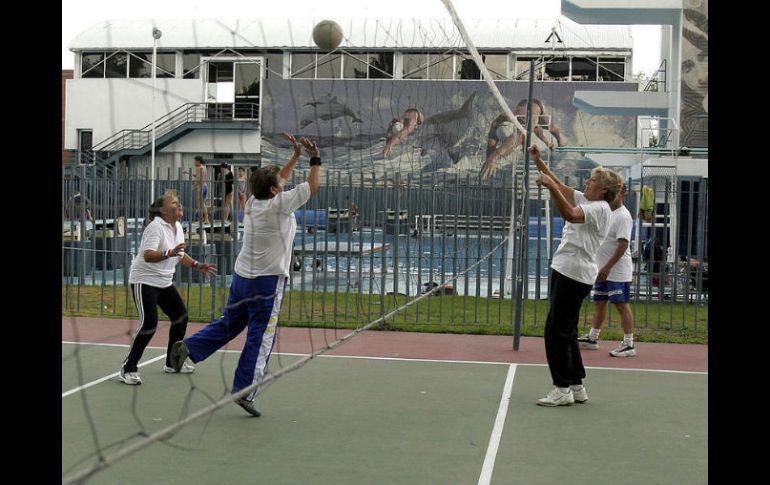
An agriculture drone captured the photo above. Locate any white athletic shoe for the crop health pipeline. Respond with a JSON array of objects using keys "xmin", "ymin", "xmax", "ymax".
[
  {"xmin": 119, "ymin": 369, "xmax": 143, "ymax": 385},
  {"xmin": 164, "ymin": 361, "xmax": 195, "ymax": 374},
  {"xmin": 572, "ymin": 385, "xmax": 589, "ymax": 403},
  {"xmin": 609, "ymin": 342, "xmax": 637, "ymax": 357},
  {"xmin": 536, "ymin": 387, "xmax": 574, "ymax": 407}
]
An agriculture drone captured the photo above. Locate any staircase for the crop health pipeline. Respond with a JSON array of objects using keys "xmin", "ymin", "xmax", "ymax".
[{"xmin": 79, "ymin": 102, "xmax": 259, "ymax": 177}]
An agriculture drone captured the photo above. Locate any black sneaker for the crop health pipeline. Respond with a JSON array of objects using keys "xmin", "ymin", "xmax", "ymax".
[
  {"xmin": 235, "ymin": 398, "xmax": 261, "ymax": 417},
  {"xmin": 577, "ymin": 334, "xmax": 598, "ymax": 350},
  {"xmin": 169, "ymin": 341, "xmax": 190, "ymax": 372}
]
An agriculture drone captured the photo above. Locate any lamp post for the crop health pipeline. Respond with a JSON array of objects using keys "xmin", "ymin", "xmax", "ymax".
[{"xmin": 150, "ymin": 27, "xmax": 162, "ymax": 200}]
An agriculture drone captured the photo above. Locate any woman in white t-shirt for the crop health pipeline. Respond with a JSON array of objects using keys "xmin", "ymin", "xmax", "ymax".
[
  {"xmin": 169, "ymin": 134, "xmax": 322, "ymax": 417},
  {"xmin": 531, "ymin": 145, "xmax": 622, "ymax": 407},
  {"xmin": 119, "ymin": 193, "xmax": 217, "ymax": 385}
]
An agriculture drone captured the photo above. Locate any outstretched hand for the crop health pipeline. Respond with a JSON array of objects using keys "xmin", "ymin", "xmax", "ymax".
[
  {"xmin": 170, "ymin": 242, "xmax": 187, "ymax": 257},
  {"xmin": 299, "ymin": 137, "xmax": 320, "ymax": 158},
  {"xmin": 197, "ymin": 262, "xmax": 218, "ymax": 276},
  {"xmin": 285, "ymin": 133, "xmax": 302, "ymax": 159}
]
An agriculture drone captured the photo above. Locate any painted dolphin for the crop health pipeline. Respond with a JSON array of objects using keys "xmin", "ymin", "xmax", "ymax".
[
  {"xmin": 300, "ymin": 94, "xmax": 363, "ymax": 129},
  {"xmin": 418, "ymin": 91, "xmax": 477, "ymax": 163}
]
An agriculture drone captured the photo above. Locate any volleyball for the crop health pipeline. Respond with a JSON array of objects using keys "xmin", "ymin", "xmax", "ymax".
[{"xmin": 312, "ymin": 20, "xmax": 343, "ymax": 51}]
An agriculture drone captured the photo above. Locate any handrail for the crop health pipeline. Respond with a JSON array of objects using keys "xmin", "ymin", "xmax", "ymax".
[
  {"xmin": 92, "ymin": 102, "xmax": 259, "ymax": 153},
  {"xmin": 643, "ymin": 59, "xmax": 667, "ymax": 92}
]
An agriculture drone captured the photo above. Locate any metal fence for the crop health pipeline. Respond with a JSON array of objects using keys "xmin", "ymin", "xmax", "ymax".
[{"xmin": 62, "ymin": 164, "xmax": 708, "ymax": 333}]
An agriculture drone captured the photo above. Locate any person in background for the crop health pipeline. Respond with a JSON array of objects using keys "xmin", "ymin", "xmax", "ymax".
[
  {"xmin": 119, "ymin": 192, "xmax": 217, "ymax": 385},
  {"xmin": 65, "ymin": 191, "xmax": 93, "ymax": 221},
  {"xmin": 578, "ymin": 184, "xmax": 637, "ymax": 357},
  {"xmin": 238, "ymin": 167, "xmax": 248, "ymax": 217},
  {"xmin": 170, "ymin": 134, "xmax": 322, "ymax": 417},
  {"xmin": 191, "ymin": 156, "xmax": 210, "ymax": 224},
  {"xmin": 345, "ymin": 195, "xmax": 358, "ymax": 230},
  {"xmin": 221, "ymin": 163, "xmax": 234, "ymax": 224}
]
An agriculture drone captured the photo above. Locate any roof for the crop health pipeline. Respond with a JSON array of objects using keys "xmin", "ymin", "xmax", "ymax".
[{"xmin": 68, "ymin": 17, "xmax": 632, "ymax": 51}]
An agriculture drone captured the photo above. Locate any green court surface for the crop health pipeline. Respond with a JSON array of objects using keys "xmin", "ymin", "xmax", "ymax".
[{"xmin": 62, "ymin": 344, "xmax": 707, "ymax": 484}]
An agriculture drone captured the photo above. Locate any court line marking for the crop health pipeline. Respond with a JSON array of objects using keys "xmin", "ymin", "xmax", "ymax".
[
  {"xmin": 62, "ymin": 353, "xmax": 166, "ymax": 398},
  {"xmin": 62, "ymin": 342, "xmax": 707, "ymax": 398},
  {"xmin": 478, "ymin": 363, "xmax": 516, "ymax": 485},
  {"xmin": 63, "ymin": 342, "xmax": 707, "ymax": 375}
]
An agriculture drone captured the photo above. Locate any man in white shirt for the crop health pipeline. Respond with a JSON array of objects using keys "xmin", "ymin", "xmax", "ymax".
[{"xmin": 578, "ymin": 184, "xmax": 637, "ymax": 357}]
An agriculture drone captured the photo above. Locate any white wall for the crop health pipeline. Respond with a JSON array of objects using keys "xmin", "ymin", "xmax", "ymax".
[
  {"xmin": 64, "ymin": 78, "xmax": 203, "ymax": 148},
  {"xmin": 160, "ymin": 131, "xmax": 261, "ymax": 154}
]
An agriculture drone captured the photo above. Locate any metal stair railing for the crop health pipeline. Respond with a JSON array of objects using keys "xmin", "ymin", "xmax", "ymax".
[
  {"xmin": 81, "ymin": 102, "xmax": 259, "ymax": 176},
  {"xmin": 92, "ymin": 103, "xmax": 210, "ymax": 153}
]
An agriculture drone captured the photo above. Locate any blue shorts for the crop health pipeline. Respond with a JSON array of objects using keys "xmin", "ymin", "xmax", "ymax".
[
  {"xmin": 592, "ymin": 281, "xmax": 630, "ymax": 303},
  {"xmin": 201, "ymin": 185, "xmax": 208, "ymax": 198}
]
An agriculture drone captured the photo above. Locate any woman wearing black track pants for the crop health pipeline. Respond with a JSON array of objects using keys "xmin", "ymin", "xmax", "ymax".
[{"xmin": 119, "ymin": 192, "xmax": 217, "ymax": 385}]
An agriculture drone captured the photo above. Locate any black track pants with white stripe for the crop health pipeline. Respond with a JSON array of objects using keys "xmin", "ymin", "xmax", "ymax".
[{"xmin": 122, "ymin": 283, "xmax": 189, "ymax": 372}]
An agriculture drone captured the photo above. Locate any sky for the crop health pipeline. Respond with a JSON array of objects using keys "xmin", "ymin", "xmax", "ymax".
[{"xmin": 62, "ymin": 0, "xmax": 661, "ymax": 76}]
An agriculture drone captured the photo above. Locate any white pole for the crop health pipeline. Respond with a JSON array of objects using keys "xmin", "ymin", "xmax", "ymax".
[{"xmin": 151, "ymin": 27, "xmax": 162, "ymax": 200}]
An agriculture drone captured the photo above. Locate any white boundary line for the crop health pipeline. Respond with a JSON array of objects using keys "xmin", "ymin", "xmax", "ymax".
[
  {"xmin": 478, "ymin": 363, "xmax": 516, "ymax": 485},
  {"xmin": 62, "ymin": 342, "xmax": 707, "ymax": 399},
  {"xmin": 62, "ymin": 354, "xmax": 166, "ymax": 398}
]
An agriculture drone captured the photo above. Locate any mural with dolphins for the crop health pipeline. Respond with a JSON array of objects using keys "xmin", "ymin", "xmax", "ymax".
[{"xmin": 261, "ymin": 79, "xmax": 637, "ymax": 181}]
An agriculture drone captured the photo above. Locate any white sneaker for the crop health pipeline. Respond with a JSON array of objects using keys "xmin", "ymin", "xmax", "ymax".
[
  {"xmin": 609, "ymin": 342, "xmax": 637, "ymax": 357},
  {"xmin": 235, "ymin": 397, "xmax": 262, "ymax": 417},
  {"xmin": 164, "ymin": 361, "xmax": 195, "ymax": 374},
  {"xmin": 119, "ymin": 369, "xmax": 142, "ymax": 385},
  {"xmin": 536, "ymin": 387, "xmax": 574, "ymax": 407},
  {"xmin": 572, "ymin": 385, "xmax": 589, "ymax": 403}
]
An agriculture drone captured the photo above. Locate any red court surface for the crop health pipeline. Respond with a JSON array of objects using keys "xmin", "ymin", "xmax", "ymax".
[{"xmin": 62, "ymin": 316, "xmax": 707, "ymax": 373}]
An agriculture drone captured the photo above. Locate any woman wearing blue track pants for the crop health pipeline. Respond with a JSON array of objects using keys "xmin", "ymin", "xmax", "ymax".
[{"xmin": 170, "ymin": 134, "xmax": 321, "ymax": 417}]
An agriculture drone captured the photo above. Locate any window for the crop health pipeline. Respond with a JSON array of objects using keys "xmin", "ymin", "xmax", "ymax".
[
  {"xmin": 458, "ymin": 57, "xmax": 481, "ymax": 79},
  {"xmin": 515, "ymin": 57, "xmax": 544, "ymax": 80},
  {"xmin": 183, "ymin": 53, "xmax": 201, "ymax": 79},
  {"xmin": 403, "ymin": 53, "xmax": 428, "ymax": 79},
  {"xmin": 429, "ymin": 53, "xmax": 454, "ymax": 79},
  {"xmin": 571, "ymin": 57, "xmax": 597, "ymax": 81},
  {"xmin": 208, "ymin": 62, "xmax": 233, "ymax": 82},
  {"xmin": 457, "ymin": 53, "xmax": 508, "ymax": 80},
  {"xmin": 343, "ymin": 52, "xmax": 369, "ymax": 79},
  {"xmin": 291, "ymin": 53, "xmax": 316, "ymax": 78},
  {"xmin": 129, "ymin": 52, "xmax": 153, "ymax": 78},
  {"xmin": 368, "ymin": 52, "xmax": 393, "ymax": 79},
  {"xmin": 262, "ymin": 53, "xmax": 284, "ymax": 79},
  {"xmin": 81, "ymin": 52, "xmax": 105, "ymax": 78},
  {"xmin": 155, "ymin": 53, "xmax": 176, "ymax": 78},
  {"xmin": 544, "ymin": 58, "xmax": 570, "ymax": 81},
  {"xmin": 78, "ymin": 129, "xmax": 93, "ymax": 165},
  {"xmin": 598, "ymin": 58, "xmax": 625, "ymax": 81},
  {"xmin": 316, "ymin": 53, "xmax": 342, "ymax": 79},
  {"xmin": 105, "ymin": 52, "xmax": 128, "ymax": 78},
  {"xmin": 484, "ymin": 54, "xmax": 508, "ymax": 80}
]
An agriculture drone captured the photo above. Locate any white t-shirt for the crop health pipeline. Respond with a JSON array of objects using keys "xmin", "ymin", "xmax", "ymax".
[
  {"xmin": 234, "ymin": 182, "xmax": 311, "ymax": 278},
  {"xmin": 594, "ymin": 205, "xmax": 633, "ymax": 282},
  {"xmin": 128, "ymin": 218, "xmax": 185, "ymax": 288},
  {"xmin": 551, "ymin": 191, "xmax": 612, "ymax": 285}
]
